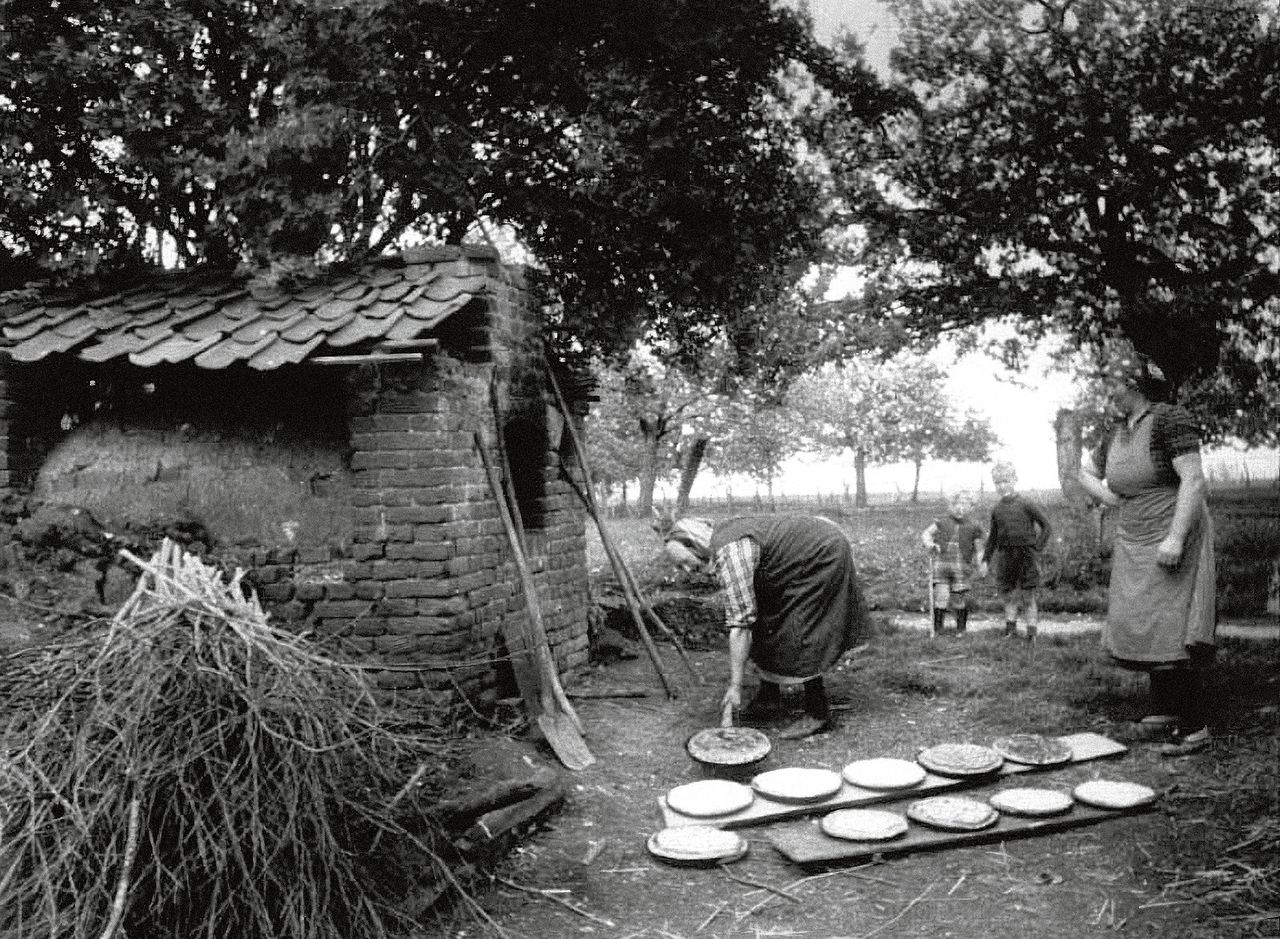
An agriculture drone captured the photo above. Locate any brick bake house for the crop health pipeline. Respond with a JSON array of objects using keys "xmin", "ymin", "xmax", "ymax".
[{"xmin": 0, "ymin": 245, "xmax": 592, "ymax": 710}]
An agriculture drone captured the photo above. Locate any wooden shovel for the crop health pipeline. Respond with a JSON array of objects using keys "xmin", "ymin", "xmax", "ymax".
[{"xmin": 475, "ymin": 433, "xmax": 595, "ymax": 770}]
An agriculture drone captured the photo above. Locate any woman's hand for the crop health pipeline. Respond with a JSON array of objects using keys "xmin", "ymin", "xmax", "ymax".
[
  {"xmin": 1156, "ymin": 534, "xmax": 1185, "ymax": 569},
  {"xmin": 721, "ymin": 684, "xmax": 742, "ymax": 715}
]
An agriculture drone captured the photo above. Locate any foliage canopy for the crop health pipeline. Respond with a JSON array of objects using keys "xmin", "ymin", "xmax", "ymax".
[
  {"xmin": 841, "ymin": 0, "xmax": 1280, "ymax": 441},
  {"xmin": 0, "ymin": 0, "xmax": 891, "ymax": 365}
]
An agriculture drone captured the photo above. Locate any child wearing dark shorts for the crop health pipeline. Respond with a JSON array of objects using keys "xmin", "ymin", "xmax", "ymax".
[{"xmin": 982, "ymin": 462, "xmax": 1052, "ymax": 642}]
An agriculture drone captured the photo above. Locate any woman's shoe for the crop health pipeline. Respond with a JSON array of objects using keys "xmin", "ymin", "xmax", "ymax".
[
  {"xmin": 1160, "ymin": 726, "xmax": 1211, "ymax": 757},
  {"xmin": 1123, "ymin": 719, "xmax": 1177, "ymax": 742},
  {"xmin": 778, "ymin": 714, "xmax": 831, "ymax": 740},
  {"xmin": 739, "ymin": 696, "xmax": 784, "ymax": 723}
]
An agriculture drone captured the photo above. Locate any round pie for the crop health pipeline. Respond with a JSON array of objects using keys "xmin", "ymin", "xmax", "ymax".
[
  {"xmin": 906, "ymin": 796, "xmax": 1000, "ymax": 831},
  {"xmin": 665, "ymin": 779, "xmax": 754, "ymax": 817},
  {"xmin": 988, "ymin": 787, "xmax": 1075, "ymax": 817},
  {"xmin": 820, "ymin": 808, "xmax": 909, "ymax": 842},
  {"xmin": 1072, "ymin": 780, "xmax": 1159, "ymax": 811},
  {"xmin": 751, "ymin": 767, "xmax": 843, "ymax": 804},
  {"xmin": 647, "ymin": 825, "xmax": 748, "ymax": 865},
  {"xmin": 686, "ymin": 726, "xmax": 772, "ymax": 767},
  {"xmin": 841, "ymin": 757, "xmax": 927, "ymax": 791},
  {"xmin": 916, "ymin": 743, "xmax": 1004, "ymax": 777},
  {"xmin": 992, "ymin": 733, "xmax": 1073, "ymax": 767}
]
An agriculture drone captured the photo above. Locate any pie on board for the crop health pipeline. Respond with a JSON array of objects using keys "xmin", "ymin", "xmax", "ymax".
[
  {"xmin": 820, "ymin": 808, "xmax": 909, "ymax": 842},
  {"xmin": 988, "ymin": 787, "xmax": 1075, "ymax": 817},
  {"xmin": 916, "ymin": 743, "xmax": 1003, "ymax": 777},
  {"xmin": 647, "ymin": 825, "xmax": 749, "ymax": 865},
  {"xmin": 906, "ymin": 795, "xmax": 1000, "ymax": 831},
  {"xmin": 751, "ymin": 767, "xmax": 843, "ymax": 804},
  {"xmin": 991, "ymin": 733, "xmax": 1073, "ymax": 767},
  {"xmin": 686, "ymin": 726, "xmax": 772, "ymax": 766},
  {"xmin": 841, "ymin": 757, "xmax": 927, "ymax": 791},
  {"xmin": 1072, "ymin": 780, "xmax": 1158, "ymax": 810},
  {"xmin": 665, "ymin": 779, "xmax": 755, "ymax": 818}
]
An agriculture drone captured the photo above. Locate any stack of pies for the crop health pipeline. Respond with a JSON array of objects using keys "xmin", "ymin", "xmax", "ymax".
[
  {"xmin": 916, "ymin": 743, "xmax": 1003, "ymax": 778},
  {"xmin": 751, "ymin": 767, "xmax": 843, "ymax": 804},
  {"xmin": 686, "ymin": 726, "xmax": 771, "ymax": 767},
  {"xmin": 1072, "ymin": 780, "xmax": 1158, "ymax": 811},
  {"xmin": 647, "ymin": 825, "xmax": 749, "ymax": 866},
  {"xmin": 992, "ymin": 733, "xmax": 1073, "ymax": 767},
  {"xmin": 665, "ymin": 779, "xmax": 754, "ymax": 818},
  {"xmin": 988, "ymin": 787, "xmax": 1075, "ymax": 817},
  {"xmin": 906, "ymin": 795, "xmax": 1000, "ymax": 831},
  {"xmin": 841, "ymin": 757, "xmax": 927, "ymax": 791},
  {"xmin": 820, "ymin": 808, "xmax": 909, "ymax": 842}
]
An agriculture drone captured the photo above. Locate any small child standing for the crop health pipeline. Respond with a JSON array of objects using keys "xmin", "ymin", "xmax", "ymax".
[
  {"xmin": 921, "ymin": 491, "xmax": 985, "ymax": 636},
  {"xmin": 981, "ymin": 462, "xmax": 1053, "ymax": 642}
]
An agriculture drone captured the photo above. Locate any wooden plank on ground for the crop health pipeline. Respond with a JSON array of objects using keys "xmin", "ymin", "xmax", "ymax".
[
  {"xmin": 766, "ymin": 802, "xmax": 1154, "ymax": 867},
  {"xmin": 658, "ymin": 732, "xmax": 1126, "ymax": 830}
]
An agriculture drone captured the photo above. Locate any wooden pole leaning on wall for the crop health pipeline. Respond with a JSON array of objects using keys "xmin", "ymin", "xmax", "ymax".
[
  {"xmin": 543, "ymin": 359, "xmax": 688, "ymax": 695},
  {"xmin": 475, "ymin": 432, "xmax": 595, "ymax": 770}
]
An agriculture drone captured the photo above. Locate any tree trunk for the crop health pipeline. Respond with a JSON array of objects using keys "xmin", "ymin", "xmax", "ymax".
[
  {"xmin": 854, "ymin": 448, "xmax": 868, "ymax": 508},
  {"xmin": 674, "ymin": 435, "xmax": 709, "ymax": 516},
  {"xmin": 1054, "ymin": 408, "xmax": 1087, "ymax": 504},
  {"xmin": 637, "ymin": 418, "xmax": 662, "ymax": 515},
  {"xmin": 911, "ymin": 458, "xmax": 923, "ymax": 503}
]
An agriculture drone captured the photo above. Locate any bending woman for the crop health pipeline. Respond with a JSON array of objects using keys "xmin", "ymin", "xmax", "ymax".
[{"xmin": 663, "ymin": 514, "xmax": 868, "ymax": 740}]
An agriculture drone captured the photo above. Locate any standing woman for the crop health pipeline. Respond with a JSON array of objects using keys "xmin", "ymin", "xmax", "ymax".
[{"xmin": 1077, "ymin": 351, "xmax": 1215, "ymax": 755}]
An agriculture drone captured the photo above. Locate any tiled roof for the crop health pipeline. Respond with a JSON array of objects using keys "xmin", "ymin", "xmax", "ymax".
[{"xmin": 0, "ymin": 247, "xmax": 502, "ymax": 370}]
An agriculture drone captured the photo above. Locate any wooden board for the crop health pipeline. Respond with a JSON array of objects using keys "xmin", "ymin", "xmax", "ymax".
[
  {"xmin": 659, "ymin": 732, "xmax": 1126, "ymax": 830},
  {"xmin": 767, "ymin": 802, "xmax": 1154, "ymax": 866}
]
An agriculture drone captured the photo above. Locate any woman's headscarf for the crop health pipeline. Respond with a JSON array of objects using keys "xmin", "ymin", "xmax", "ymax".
[
  {"xmin": 1104, "ymin": 342, "xmax": 1173, "ymax": 403},
  {"xmin": 662, "ymin": 516, "xmax": 714, "ymax": 569}
]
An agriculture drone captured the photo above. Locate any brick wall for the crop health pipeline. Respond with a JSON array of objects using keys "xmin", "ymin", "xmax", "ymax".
[{"xmin": 224, "ymin": 256, "xmax": 590, "ymax": 710}]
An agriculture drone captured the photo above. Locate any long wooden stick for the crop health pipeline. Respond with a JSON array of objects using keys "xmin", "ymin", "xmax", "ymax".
[
  {"xmin": 609, "ymin": 527, "xmax": 700, "ymax": 679},
  {"xmin": 540, "ymin": 366, "xmax": 695, "ymax": 674},
  {"xmin": 544, "ymin": 361, "xmax": 678, "ymax": 697},
  {"xmin": 557, "ymin": 451, "xmax": 698, "ymax": 678},
  {"xmin": 476, "ymin": 435, "xmax": 587, "ymax": 732}
]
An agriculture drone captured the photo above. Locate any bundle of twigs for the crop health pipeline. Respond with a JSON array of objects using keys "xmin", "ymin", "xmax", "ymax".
[{"xmin": 0, "ymin": 539, "xmax": 451, "ymax": 939}]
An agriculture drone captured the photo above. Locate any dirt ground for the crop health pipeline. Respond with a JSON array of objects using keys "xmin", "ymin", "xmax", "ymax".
[{"xmin": 445, "ymin": 613, "xmax": 1278, "ymax": 939}]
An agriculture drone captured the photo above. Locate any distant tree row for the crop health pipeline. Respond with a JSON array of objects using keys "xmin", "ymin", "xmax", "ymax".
[{"xmin": 587, "ymin": 348, "xmax": 998, "ymax": 513}]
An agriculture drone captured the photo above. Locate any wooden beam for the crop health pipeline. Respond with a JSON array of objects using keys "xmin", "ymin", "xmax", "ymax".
[
  {"xmin": 376, "ymin": 338, "xmax": 440, "ymax": 351},
  {"xmin": 311, "ymin": 352, "xmax": 424, "ymax": 366}
]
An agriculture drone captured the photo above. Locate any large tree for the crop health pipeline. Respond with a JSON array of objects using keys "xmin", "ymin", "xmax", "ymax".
[
  {"xmin": 0, "ymin": 0, "xmax": 891, "ymax": 364},
  {"xmin": 835, "ymin": 0, "xmax": 1280, "ymax": 441}
]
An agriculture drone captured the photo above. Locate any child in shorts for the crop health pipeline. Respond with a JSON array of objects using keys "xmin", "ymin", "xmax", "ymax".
[
  {"xmin": 981, "ymin": 462, "xmax": 1052, "ymax": 641},
  {"xmin": 921, "ymin": 490, "xmax": 985, "ymax": 636}
]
